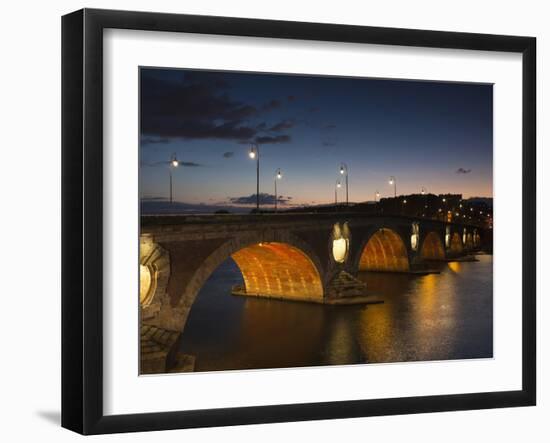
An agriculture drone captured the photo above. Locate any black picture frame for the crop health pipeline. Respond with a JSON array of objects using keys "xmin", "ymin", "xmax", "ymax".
[{"xmin": 62, "ymin": 8, "xmax": 536, "ymax": 435}]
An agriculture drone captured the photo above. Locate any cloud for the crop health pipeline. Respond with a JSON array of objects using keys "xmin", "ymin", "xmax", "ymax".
[
  {"xmin": 140, "ymin": 160, "xmax": 168, "ymax": 167},
  {"xmin": 256, "ymin": 122, "xmax": 268, "ymax": 131},
  {"xmin": 140, "ymin": 159, "xmax": 203, "ymax": 167},
  {"xmin": 322, "ymin": 141, "xmax": 336, "ymax": 147},
  {"xmin": 180, "ymin": 161, "xmax": 203, "ymax": 167},
  {"xmin": 141, "ymin": 196, "xmax": 168, "ymax": 201},
  {"xmin": 223, "ymin": 151, "xmax": 234, "ymax": 158},
  {"xmin": 229, "ymin": 193, "xmax": 292, "ymax": 205},
  {"xmin": 269, "ymin": 119, "xmax": 295, "ymax": 132},
  {"xmin": 456, "ymin": 168, "xmax": 472, "ymax": 174},
  {"xmin": 141, "ymin": 198, "xmax": 252, "ymax": 214},
  {"xmin": 140, "ymin": 136, "xmax": 171, "ymax": 146},
  {"xmin": 140, "ymin": 70, "xmax": 290, "ymax": 143},
  {"xmin": 262, "ymin": 99, "xmax": 282, "ymax": 111},
  {"xmin": 255, "ymin": 135, "xmax": 291, "ymax": 144}
]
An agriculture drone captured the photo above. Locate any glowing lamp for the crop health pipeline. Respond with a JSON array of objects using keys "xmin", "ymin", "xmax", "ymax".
[
  {"xmin": 139, "ymin": 264, "xmax": 153, "ymax": 306},
  {"xmin": 410, "ymin": 235, "xmax": 418, "ymax": 250},
  {"xmin": 332, "ymin": 238, "xmax": 348, "ymax": 263}
]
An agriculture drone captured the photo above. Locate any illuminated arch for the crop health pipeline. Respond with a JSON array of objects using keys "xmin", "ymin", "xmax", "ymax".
[
  {"xmin": 474, "ymin": 230, "xmax": 481, "ymax": 247},
  {"xmin": 449, "ymin": 232, "xmax": 463, "ymax": 255},
  {"xmin": 143, "ymin": 230, "xmax": 326, "ymax": 335},
  {"xmin": 231, "ymin": 242, "xmax": 323, "ymax": 300},
  {"xmin": 465, "ymin": 233, "xmax": 474, "ymax": 250},
  {"xmin": 359, "ymin": 228, "xmax": 409, "ymax": 272},
  {"xmin": 173, "ymin": 233, "xmax": 325, "ymax": 325},
  {"xmin": 420, "ymin": 231, "xmax": 445, "ymax": 260}
]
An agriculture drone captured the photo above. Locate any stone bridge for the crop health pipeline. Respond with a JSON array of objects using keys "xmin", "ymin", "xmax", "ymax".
[{"xmin": 139, "ymin": 212, "xmax": 488, "ymax": 373}]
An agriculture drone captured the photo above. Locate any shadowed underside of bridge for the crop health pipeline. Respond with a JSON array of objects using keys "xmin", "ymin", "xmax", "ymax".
[
  {"xmin": 358, "ymin": 228, "xmax": 409, "ymax": 272},
  {"xmin": 231, "ymin": 242, "xmax": 324, "ymax": 301},
  {"xmin": 421, "ymin": 231, "xmax": 445, "ymax": 260}
]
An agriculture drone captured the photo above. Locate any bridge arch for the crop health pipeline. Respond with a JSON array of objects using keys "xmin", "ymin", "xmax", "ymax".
[
  {"xmin": 473, "ymin": 229, "xmax": 481, "ymax": 247},
  {"xmin": 358, "ymin": 228, "xmax": 409, "ymax": 272},
  {"xmin": 465, "ymin": 233, "xmax": 474, "ymax": 250},
  {"xmin": 164, "ymin": 231, "xmax": 325, "ymax": 333},
  {"xmin": 449, "ymin": 232, "xmax": 463, "ymax": 255},
  {"xmin": 231, "ymin": 242, "xmax": 324, "ymax": 300},
  {"xmin": 420, "ymin": 231, "xmax": 445, "ymax": 260}
]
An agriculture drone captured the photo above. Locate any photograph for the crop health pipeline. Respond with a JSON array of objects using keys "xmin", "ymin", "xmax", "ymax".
[{"xmin": 138, "ymin": 67, "xmax": 494, "ymax": 375}]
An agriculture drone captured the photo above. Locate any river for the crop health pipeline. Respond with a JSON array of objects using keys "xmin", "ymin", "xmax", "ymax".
[{"xmin": 180, "ymin": 255, "xmax": 493, "ymax": 372}]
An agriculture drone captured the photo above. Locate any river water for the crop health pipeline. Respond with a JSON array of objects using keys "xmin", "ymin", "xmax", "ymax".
[{"xmin": 180, "ymin": 255, "xmax": 493, "ymax": 372}]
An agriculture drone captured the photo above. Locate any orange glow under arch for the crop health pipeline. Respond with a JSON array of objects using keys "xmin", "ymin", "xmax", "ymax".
[
  {"xmin": 359, "ymin": 229, "xmax": 409, "ymax": 272},
  {"xmin": 465, "ymin": 233, "xmax": 474, "ymax": 250},
  {"xmin": 231, "ymin": 242, "xmax": 324, "ymax": 301},
  {"xmin": 450, "ymin": 232, "xmax": 463, "ymax": 254},
  {"xmin": 421, "ymin": 232, "xmax": 445, "ymax": 260}
]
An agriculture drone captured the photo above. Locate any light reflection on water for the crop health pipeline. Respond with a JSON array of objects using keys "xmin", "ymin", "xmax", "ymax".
[{"xmin": 180, "ymin": 255, "xmax": 493, "ymax": 372}]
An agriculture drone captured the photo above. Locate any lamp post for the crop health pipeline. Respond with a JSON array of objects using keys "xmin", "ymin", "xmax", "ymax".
[
  {"xmin": 421, "ymin": 187, "xmax": 427, "ymax": 217},
  {"xmin": 335, "ymin": 180, "xmax": 342, "ymax": 205},
  {"xmin": 249, "ymin": 144, "xmax": 260, "ymax": 211},
  {"xmin": 389, "ymin": 176, "xmax": 397, "ymax": 198},
  {"xmin": 375, "ymin": 190, "xmax": 380, "ymax": 202},
  {"xmin": 274, "ymin": 168, "xmax": 282, "ymax": 212},
  {"xmin": 339, "ymin": 163, "xmax": 349, "ymax": 206},
  {"xmin": 169, "ymin": 152, "xmax": 179, "ymax": 204}
]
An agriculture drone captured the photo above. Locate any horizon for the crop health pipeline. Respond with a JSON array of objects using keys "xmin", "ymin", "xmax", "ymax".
[{"xmin": 141, "ymin": 193, "xmax": 493, "ymax": 215}]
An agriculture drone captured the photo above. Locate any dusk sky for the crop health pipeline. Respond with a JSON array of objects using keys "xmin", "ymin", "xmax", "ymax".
[{"xmin": 139, "ymin": 68, "xmax": 493, "ymax": 210}]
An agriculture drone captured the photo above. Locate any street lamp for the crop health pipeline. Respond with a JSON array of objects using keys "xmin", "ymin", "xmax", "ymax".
[
  {"xmin": 441, "ymin": 197, "xmax": 448, "ymax": 221},
  {"xmin": 335, "ymin": 180, "xmax": 342, "ymax": 205},
  {"xmin": 339, "ymin": 163, "xmax": 349, "ymax": 206},
  {"xmin": 421, "ymin": 187, "xmax": 427, "ymax": 217},
  {"xmin": 169, "ymin": 152, "xmax": 179, "ymax": 204},
  {"xmin": 375, "ymin": 190, "xmax": 380, "ymax": 202},
  {"xmin": 274, "ymin": 168, "xmax": 282, "ymax": 212},
  {"xmin": 389, "ymin": 176, "xmax": 397, "ymax": 198},
  {"xmin": 249, "ymin": 144, "xmax": 260, "ymax": 211}
]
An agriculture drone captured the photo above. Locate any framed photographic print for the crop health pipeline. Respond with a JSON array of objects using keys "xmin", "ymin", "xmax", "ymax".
[{"xmin": 61, "ymin": 8, "xmax": 536, "ymax": 435}]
